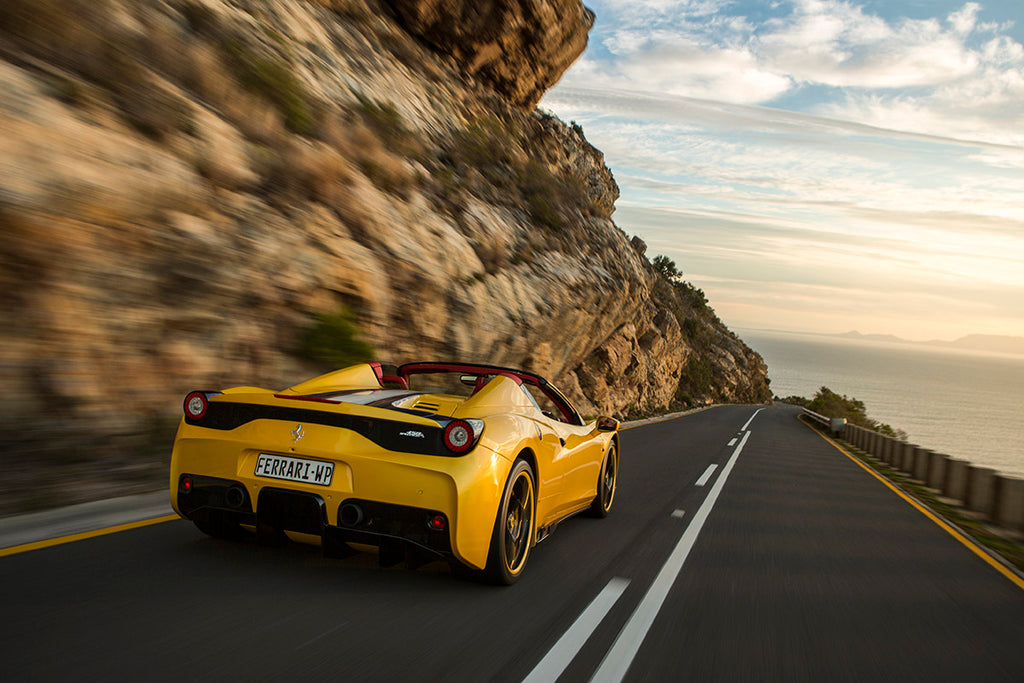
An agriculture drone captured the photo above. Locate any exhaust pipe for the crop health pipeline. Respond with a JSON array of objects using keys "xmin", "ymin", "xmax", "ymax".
[
  {"xmin": 225, "ymin": 485, "xmax": 246, "ymax": 509},
  {"xmin": 339, "ymin": 503, "xmax": 364, "ymax": 527}
]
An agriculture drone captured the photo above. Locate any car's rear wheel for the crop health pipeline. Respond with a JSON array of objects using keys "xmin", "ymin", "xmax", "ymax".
[
  {"xmin": 484, "ymin": 458, "xmax": 535, "ymax": 585},
  {"xmin": 588, "ymin": 441, "xmax": 618, "ymax": 518}
]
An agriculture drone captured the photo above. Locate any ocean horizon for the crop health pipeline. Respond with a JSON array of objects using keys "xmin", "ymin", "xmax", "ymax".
[{"xmin": 739, "ymin": 328, "xmax": 1024, "ymax": 479}]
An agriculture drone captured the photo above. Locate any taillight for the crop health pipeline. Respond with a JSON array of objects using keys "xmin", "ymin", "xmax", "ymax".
[
  {"xmin": 443, "ymin": 420, "xmax": 476, "ymax": 454},
  {"xmin": 427, "ymin": 514, "xmax": 447, "ymax": 531},
  {"xmin": 184, "ymin": 391, "xmax": 209, "ymax": 420}
]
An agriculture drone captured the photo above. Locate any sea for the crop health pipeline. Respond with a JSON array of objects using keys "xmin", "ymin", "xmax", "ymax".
[{"xmin": 739, "ymin": 328, "xmax": 1024, "ymax": 478}]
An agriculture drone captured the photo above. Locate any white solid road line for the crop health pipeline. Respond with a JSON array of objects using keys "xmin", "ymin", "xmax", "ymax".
[
  {"xmin": 741, "ymin": 407, "xmax": 765, "ymax": 432},
  {"xmin": 523, "ymin": 577, "xmax": 631, "ymax": 683},
  {"xmin": 590, "ymin": 430, "xmax": 753, "ymax": 683},
  {"xmin": 694, "ymin": 464, "xmax": 718, "ymax": 487}
]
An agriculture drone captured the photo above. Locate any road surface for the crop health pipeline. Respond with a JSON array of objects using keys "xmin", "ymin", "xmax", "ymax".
[{"xmin": 2, "ymin": 404, "xmax": 1022, "ymax": 681}]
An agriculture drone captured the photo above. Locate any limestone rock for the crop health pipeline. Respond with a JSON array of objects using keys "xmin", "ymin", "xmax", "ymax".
[{"xmin": 385, "ymin": 0, "xmax": 595, "ymax": 108}]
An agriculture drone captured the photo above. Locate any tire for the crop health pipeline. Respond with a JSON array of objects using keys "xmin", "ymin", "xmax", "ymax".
[
  {"xmin": 483, "ymin": 459, "xmax": 536, "ymax": 585},
  {"xmin": 192, "ymin": 511, "xmax": 244, "ymax": 540},
  {"xmin": 588, "ymin": 441, "xmax": 618, "ymax": 518}
]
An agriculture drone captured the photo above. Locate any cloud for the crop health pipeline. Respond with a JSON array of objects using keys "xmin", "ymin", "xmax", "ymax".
[
  {"xmin": 756, "ymin": 0, "xmax": 983, "ymax": 88},
  {"xmin": 545, "ymin": 2, "xmax": 1024, "ymax": 338},
  {"xmin": 545, "ymin": 85, "xmax": 1024, "ymax": 221},
  {"xmin": 627, "ymin": 202, "xmax": 1024, "ymax": 338},
  {"xmin": 565, "ymin": 1, "xmax": 1024, "ymax": 144}
]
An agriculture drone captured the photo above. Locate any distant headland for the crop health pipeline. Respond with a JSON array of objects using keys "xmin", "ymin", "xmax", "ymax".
[{"xmin": 834, "ymin": 331, "xmax": 1024, "ymax": 356}]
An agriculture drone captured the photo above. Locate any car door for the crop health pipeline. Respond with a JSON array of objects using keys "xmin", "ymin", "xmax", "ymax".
[{"xmin": 535, "ymin": 416, "xmax": 603, "ymax": 519}]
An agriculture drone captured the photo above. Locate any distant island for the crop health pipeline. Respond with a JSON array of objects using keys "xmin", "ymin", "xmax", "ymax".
[{"xmin": 834, "ymin": 331, "xmax": 1024, "ymax": 356}]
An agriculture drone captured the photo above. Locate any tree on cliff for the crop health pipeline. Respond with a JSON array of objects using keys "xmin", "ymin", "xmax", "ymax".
[
  {"xmin": 792, "ymin": 387, "xmax": 908, "ymax": 440},
  {"xmin": 652, "ymin": 254, "xmax": 682, "ymax": 280}
]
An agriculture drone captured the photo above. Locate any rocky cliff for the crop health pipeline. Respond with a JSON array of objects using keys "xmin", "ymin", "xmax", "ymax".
[{"xmin": 0, "ymin": 0, "xmax": 770, "ymax": 513}]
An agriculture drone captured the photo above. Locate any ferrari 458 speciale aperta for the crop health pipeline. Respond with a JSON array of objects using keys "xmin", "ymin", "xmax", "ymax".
[{"xmin": 170, "ymin": 362, "xmax": 619, "ymax": 584}]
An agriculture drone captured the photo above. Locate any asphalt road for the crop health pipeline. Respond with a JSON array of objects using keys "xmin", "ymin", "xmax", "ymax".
[{"xmin": 2, "ymin": 404, "xmax": 1022, "ymax": 681}]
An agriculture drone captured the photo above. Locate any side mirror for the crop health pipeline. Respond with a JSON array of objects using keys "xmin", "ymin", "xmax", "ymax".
[{"xmin": 596, "ymin": 416, "xmax": 620, "ymax": 433}]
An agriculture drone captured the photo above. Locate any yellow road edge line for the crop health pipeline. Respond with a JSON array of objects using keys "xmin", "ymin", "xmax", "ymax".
[
  {"xmin": 0, "ymin": 514, "xmax": 181, "ymax": 558},
  {"xmin": 799, "ymin": 416, "xmax": 1024, "ymax": 592}
]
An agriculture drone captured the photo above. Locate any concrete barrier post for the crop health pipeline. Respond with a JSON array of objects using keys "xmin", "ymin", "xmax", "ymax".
[
  {"xmin": 944, "ymin": 459, "xmax": 970, "ymax": 502},
  {"xmin": 883, "ymin": 438, "xmax": 896, "ymax": 465},
  {"xmin": 889, "ymin": 439, "xmax": 902, "ymax": 469},
  {"xmin": 871, "ymin": 431, "xmax": 883, "ymax": 458},
  {"xmin": 926, "ymin": 453, "xmax": 949, "ymax": 491},
  {"xmin": 898, "ymin": 442, "xmax": 916, "ymax": 474},
  {"xmin": 913, "ymin": 448, "xmax": 933, "ymax": 482},
  {"xmin": 965, "ymin": 466, "xmax": 997, "ymax": 517},
  {"xmin": 993, "ymin": 476, "xmax": 1024, "ymax": 532}
]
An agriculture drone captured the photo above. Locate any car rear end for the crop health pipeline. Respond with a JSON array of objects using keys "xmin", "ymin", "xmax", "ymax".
[{"xmin": 170, "ymin": 390, "xmax": 509, "ymax": 570}]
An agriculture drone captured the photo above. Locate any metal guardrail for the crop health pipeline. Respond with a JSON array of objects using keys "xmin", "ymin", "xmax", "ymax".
[
  {"xmin": 802, "ymin": 408, "xmax": 828, "ymax": 427},
  {"xmin": 802, "ymin": 408, "xmax": 846, "ymax": 435}
]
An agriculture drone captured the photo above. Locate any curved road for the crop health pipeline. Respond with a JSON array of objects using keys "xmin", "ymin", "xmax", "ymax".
[{"xmin": 2, "ymin": 404, "xmax": 1022, "ymax": 681}]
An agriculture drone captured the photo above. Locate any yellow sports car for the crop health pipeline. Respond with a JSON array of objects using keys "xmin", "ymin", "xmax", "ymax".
[{"xmin": 170, "ymin": 362, "xmax": 619, "ymax": 584}]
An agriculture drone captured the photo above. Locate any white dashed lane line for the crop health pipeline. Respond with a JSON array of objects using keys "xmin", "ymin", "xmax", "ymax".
[
  {"xmin": 590, "ymin": 423, "xmax": 757, "ymax": 683},
  {"xmin": 523, "ymin": 577, "xmax": 631, "ymax": 683},
  {"xmin": 524, "ymin": 408, "xmax": 764, "ymax": 683},
  {"xmin": 694, "ymin": 464, "xmax": 718, "ymax": 487}
]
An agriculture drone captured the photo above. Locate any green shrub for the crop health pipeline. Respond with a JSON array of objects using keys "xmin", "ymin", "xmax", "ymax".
[
  {"xmin": 226, "ymin": 41, "xmax": 313, "ymax": 135},
  {"xmin": 527, "ymin": 192, "xmax": 564, "ymax": 231},
  {"xmin": 356, "ymin": 97, "xmax": 421, "ymax": 157},
  {"xmin": 795, "ymin": 386, "xmax": 908, "ymax": 440},
  {"xmin": 678, "ymin": 356, "xmax": 716, "ymax": 399},
  {"xmin": 454, "ymin": 117, "xmax": 517, "ymax": 170},
  {"xmin": 298, "ymin": 309, "xmax": 375, "ymax": 369},
  {"xmin": 652, "ymin": 255, "xmax": 682, "ymax": 280}
]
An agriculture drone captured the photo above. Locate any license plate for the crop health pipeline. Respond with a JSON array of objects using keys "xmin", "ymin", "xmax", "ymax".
[{"xmin": 254, "ymin": 454, "xmax": 334, "ymax": 486}]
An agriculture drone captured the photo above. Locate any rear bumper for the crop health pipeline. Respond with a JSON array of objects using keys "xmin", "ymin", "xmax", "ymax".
[
  {"xmin": 175, "ymin": 474, "xmax": 455, "ymax": 561},
  {"xmin": 169, "ymin": 425, "xmax": 512, "ymax": 569}
]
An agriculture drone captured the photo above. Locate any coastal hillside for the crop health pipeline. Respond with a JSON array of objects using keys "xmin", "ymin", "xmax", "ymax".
[
  {"xmin": 838, "ymin": 331, "xmax": 1024, "ymax": 356},
  {"xmin": 0, "ymin": 0, "xmax": 770, "ymax": 511}
]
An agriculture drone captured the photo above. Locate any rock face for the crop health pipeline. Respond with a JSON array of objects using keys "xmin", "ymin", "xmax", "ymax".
[
  {"xmin": 0, "ymin": 0, "xmax": 769, "ymax": 513},
  {"xmin": 385, "ymin": 0, "xmax": 595, "ymax": 108}
]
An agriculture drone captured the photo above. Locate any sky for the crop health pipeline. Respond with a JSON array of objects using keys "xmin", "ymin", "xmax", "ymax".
[{"xmin": 541, "ymin": 0, "xmax": 1024, "ymax": 341}]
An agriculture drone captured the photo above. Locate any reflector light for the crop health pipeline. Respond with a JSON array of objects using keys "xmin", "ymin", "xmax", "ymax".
[
  {"xmin": 184, "ymin": 391, "xmax": 208, "ymax": 419},
  {"xmin": 180, "ymin": 475, "xmax": 193, "ymax": 494},
  {"xmin": 428, "ymin": 515, "xmax": 446, "ymax": 531},
  {"xmin": 444, "ymin": 420, "xmax": 474, "ymax": 454}
]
